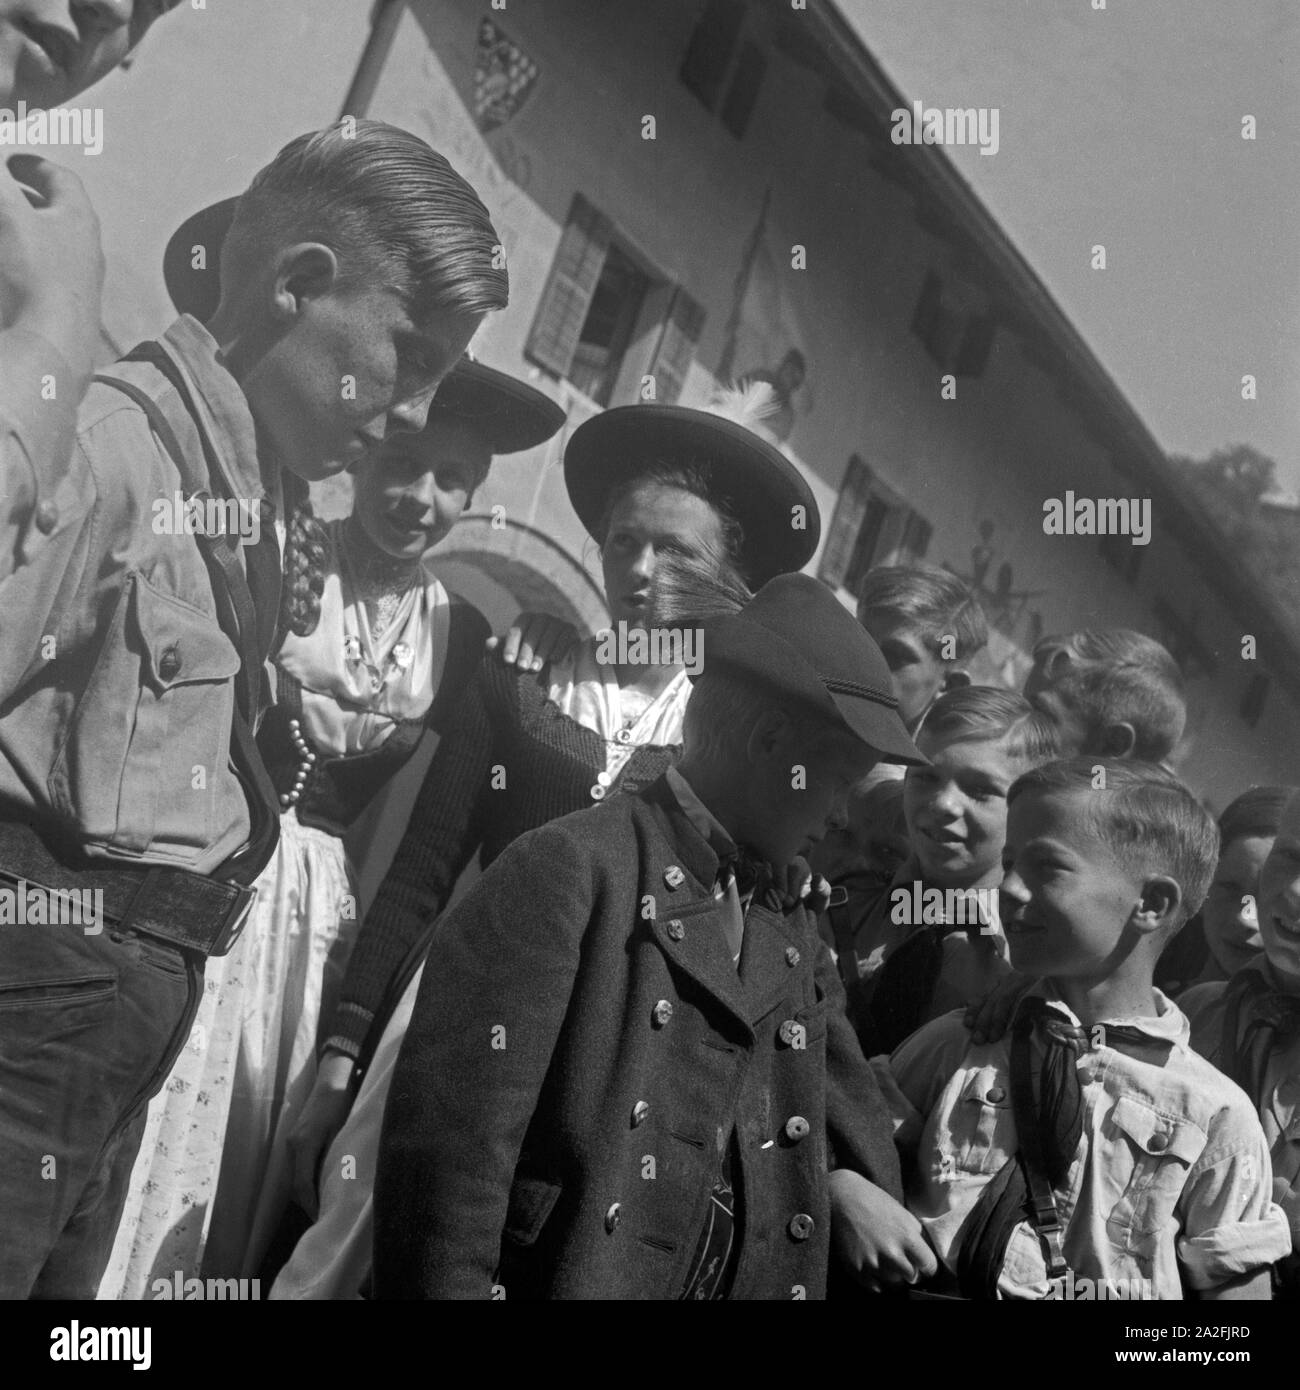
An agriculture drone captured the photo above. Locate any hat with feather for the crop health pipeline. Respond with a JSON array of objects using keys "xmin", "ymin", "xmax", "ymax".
[{"xmin": 563, "ymin": 384, "xmax": 821, "ymax": 586}]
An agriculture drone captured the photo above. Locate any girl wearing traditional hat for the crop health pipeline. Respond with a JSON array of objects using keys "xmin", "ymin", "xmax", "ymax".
[{"xmin": 271, "ymin": 386, "xmax": 820, "ymax": 1298}]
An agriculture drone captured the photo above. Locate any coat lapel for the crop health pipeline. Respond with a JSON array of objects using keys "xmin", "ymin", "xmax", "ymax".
[{"xmin": 738, "ymin": 900, "xmax": 808, "ymax": 1025}]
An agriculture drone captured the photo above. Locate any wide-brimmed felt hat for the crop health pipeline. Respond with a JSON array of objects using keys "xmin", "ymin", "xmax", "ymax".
[
  {"xmin": 162, "ymin": 198, "xmax": 564, "ymax": 456},
  {"xmin": 428, "ymin": 358, "xmax": 566, "ymax": 455},
  {"xmin": 695, "ymin": 573, "xmax": 926, "ymax": 765},
  {"xmin": 163, "ymin": 195, "xmax": 239, "ymax": 324},
  {"xmin": 563, "ymin": 401, "xmax": 821, "ymax": 586}
]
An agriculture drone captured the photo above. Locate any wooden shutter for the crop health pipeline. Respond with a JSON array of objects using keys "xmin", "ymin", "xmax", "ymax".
[
  {"xmin": 647, "ymin": 286, "xmax": 705, "ymax": 405},
  {"xmin": 525, "ymin": 194, "xmax": 612, "ymax": 379},
  {"xmin": 818, "ymin": 455, "xmax": 874, "ymax": 590}
]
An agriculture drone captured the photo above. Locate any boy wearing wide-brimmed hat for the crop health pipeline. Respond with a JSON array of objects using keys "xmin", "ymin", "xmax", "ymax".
[{"xmin": 374, "ymin": 572, "xmax": 935, "ymax": 1299}]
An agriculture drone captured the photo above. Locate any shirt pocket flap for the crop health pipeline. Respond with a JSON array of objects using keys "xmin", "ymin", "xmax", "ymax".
[
  {"xmin": 1111, "ymin": 1095, "xmax": 1206, "ymax": 1165},
  {"xmin": 502, "ymin": 1176, "xmax": 562, "ymax": 1247},
  {"xmin": 133, "ymin": 575, "xmax": 241, "ymax": 691},
  {"xmin": 959, "ymin": 1065, "xmax": 1013, "ymax": 1109}
]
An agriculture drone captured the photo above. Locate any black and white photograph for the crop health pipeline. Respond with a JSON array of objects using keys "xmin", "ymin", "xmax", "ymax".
[{"xmin": 0, "ymin": 0, "xmax": 1296, "ymax": 1362}]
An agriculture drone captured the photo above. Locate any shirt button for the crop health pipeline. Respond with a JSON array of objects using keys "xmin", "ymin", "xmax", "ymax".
[
  {"xmin": 158, "ymin": 646, "xmax": 183, "ymax": 680},
  {"xmin": 1147, "ymin": 1133, "xmax": 1169, "ymax": 1153},
  {"xmin": 604, "ymin": 1202, "xmax": 621, "ymax": 1233},
  {"xmin": 664, "ymin": 866, "xmax": 685, "ymax": 889},
  {"xmin": 777, "ymin": 1019, "xmax": 805, "ymax": 1048},
  {"xmin": 784, "ymin": 1115, "xmax": 810, "ymax": 1143},
  {"xmin": 34, "ymin": 499, "xmax": 59, "ymax": 534},
  {"xmin": 985, "ymin": 1086, "xmax": 1006, "ymax": 1104},
  {"xmin": 597, "ymin": 770, "xmax": 612, "ymax": 786},
  {"xmin": 666, "ymin": 919, "xmax": 685, "ymax": 942},
  {"xmin": 590, "ymin": 784, "xmax": 606, "ymax": 801},
  {"xmin": 652, "ymin": 999, "xmax": 673, "ymax": 1027},
  {"xmin": 615, "ymin": 728, "xmax": 632, "ymax": 744},
  {"xmin": 631, "ymin": 1101, "xmax": 650, "ymax": 1128},
  {"xmin": 785, "ymin": 946, "xmax": 800, "ymax": 967},
  {"xmin": 788, "ymin": 1213, "xmax": 815, "ymax": 1241}
]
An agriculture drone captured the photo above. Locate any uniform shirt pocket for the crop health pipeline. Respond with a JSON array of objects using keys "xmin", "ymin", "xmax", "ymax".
[
  {"xmin": 1105, "ymin": 1094, "xmax": 1207, "ymax": 1241},
  {"xmin": 936, "ymin": 1065, "xmax": 1015, "ymax": 1178},
  {"xmin": 49, "ymin": 571, "xmax": 241, "ymax": 857}
]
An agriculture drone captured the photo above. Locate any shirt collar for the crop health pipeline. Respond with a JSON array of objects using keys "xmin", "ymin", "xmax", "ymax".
[
  {"xmin": 664, "ymin": 767, "xmax": 737, "ymax": 867},
  {"xmin": 156, "ymin": 314, "xmax": 271, "ymax": 511},
  {"xmin": 1026, "ymin": 981, "xmax": 1191, "ymax": 1049}
]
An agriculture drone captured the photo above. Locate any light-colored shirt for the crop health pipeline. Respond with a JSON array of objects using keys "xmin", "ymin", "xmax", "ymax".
[
  {"xmin": 875, "ymin": 985, "xmax": 1291, "ymax": 1298},
  {"xmin": 1183, "ymin": 964, "xmax": 1300, "ymax": 1254},
  {"xmin": 0, "ymin": 315, "xmax": 272, "ymax": 873},
  {"xmin": 275, "ymin": 520, "xmax": 451, "ymax": 756}
]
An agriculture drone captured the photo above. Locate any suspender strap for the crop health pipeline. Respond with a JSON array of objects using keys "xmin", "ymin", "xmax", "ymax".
[
  {"xmin": 91, "ymin": 355, "xmax": 281, "ymax": 887},
  {"xmin": 1009, "ymin": 1019, "xmax": 1072, "ymax": 1283}
]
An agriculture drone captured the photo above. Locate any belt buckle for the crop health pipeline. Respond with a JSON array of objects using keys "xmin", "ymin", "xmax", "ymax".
[{"xmin": 210, "ymin": 883, "xmax": 257, "ymax": 957}]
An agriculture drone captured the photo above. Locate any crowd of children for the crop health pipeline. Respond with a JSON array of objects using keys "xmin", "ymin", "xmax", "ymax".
[{"xmin": 0, "ymin": 3, "xmax": 1295, "ymax": 1304}]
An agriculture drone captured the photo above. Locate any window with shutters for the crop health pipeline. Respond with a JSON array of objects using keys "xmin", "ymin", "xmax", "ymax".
[
  {"xmin": 819, "ymin": 455, "xmax": 932, "ymax": 600},
  {"xmin": 679, "ymin": 0, "xmax": 767, "ymax": 141},
  {"xmin": 525, "ymin": 194, "xmax": 705, "ymax": 407}
]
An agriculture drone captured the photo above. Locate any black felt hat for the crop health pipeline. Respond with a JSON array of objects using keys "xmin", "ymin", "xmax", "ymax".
[
  {"xmin": 162, "ymin": 198, "xmax": 564, "ymax": 456},
  {"xmin": 697, "ymin": 573, "xmax": 926, "ymax": 765},
  {"xmin": 563, "ymin": 398, "xmax": 821, "ymax": 586},
  {"xmin": 428, "ymin": 357, "xmax": 566, "ymax": 455}
]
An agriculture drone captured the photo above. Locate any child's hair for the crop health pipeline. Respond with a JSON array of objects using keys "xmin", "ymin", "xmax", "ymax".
[
  {"xmin": 220, "ymin": 119, "xmax": 508, "ymax": 321},
  {"xmin": 918, "ymin": 685, "xmax": 1061, "ymax": 767},
  {"xmin": 1007, "ymin": 758, "xmax": 1219, "ymax": 922},
  {"xmin": 1036, "ymin": 628, "xmax": 1186, "ymax": 763},
  {"xmin": 1217, "ymin": 785, "xmax": 1296, "ymax": 849},
  {"xmin": 856, "ymin": 563, "xmax": 988, "ymax": 664},
  {"xmin": 277, "ymin": 474, "xmax": 331, "ymax": 641}
]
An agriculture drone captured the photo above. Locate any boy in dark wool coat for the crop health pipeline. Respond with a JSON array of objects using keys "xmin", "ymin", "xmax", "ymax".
[{"xmin": 374, "ymin": 573, "xmax": 937, "ymax": 1299}]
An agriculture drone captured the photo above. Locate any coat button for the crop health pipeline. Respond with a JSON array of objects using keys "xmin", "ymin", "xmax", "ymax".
[
  {"xmin": 777, "ymin": 1019, "xmax": 806, "ymax": 1048},
  {"xmin": 631, "ymin": 1101, "xmax": 650, "ymax": 1128},
  {"xmin": 788, "ymin": 1213, "xmax": 815, "ymax": 1241},
  {"xmin": 785, "ymin": 946, "xmax": 800, "ymax": 967},
  {"xmin": 158, "ymin": 645, "xmax": 183, "ymax": 680},
  {"xmin": 34, "ymin": 499, "xmax": 59, "ymax": 534},
  {"xmin": 784, "ymin": 1115, "xmax": 810, "ymax": 1142},
  {"xmin": 652, "ymin": 999, "xmax": 673, "ymax": 1027},
  {"xmin": 664, "ymin": 866, "xmax": 685, "ymax": 889},
  {"xmin": 604, "ymin": 1202, "xmax": 621, "ymax": 1233},
  {"xmin": 590, "ymin": 784, "xmax": 606, "ymax": 801},
  {"xmin": 1147, "ymin": 1133, "xmax": 1169, "ymax": 1153},
  {"xmin": 666, "ymin": 919, "xmax": 685, "ymax": 941},
  {"xmin": 985, "ymin": 1086, "xmax": 1006, "ymax": 1104}
]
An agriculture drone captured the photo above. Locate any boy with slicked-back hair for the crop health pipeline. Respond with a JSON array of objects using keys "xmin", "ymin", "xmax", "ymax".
[{"xmin": 0, "ymin": 118, "xmax": 507, "ymax": 1297}]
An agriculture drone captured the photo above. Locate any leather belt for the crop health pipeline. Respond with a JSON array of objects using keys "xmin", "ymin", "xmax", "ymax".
[{"xmin": 0, "ymin": 821, "xmax": 256, "ymax": 958}]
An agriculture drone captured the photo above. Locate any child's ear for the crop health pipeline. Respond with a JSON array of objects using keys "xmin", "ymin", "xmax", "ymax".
[
  {"xmin": 272, "ymin": 242, "xmax": 340, "ymax": 318},
  {"xmin": 1131, "ymin": 874, "xmax": 1181, "ymax": 934}
]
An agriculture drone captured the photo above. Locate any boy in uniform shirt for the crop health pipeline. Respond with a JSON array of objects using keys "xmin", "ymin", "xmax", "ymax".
[
  {"xmin": 0, "ymin": 118, "xmax": 506, "ymax": 1297},
  {"xmin": 1182, "ymin": 790, "xmax": 1300, "ymax": 1295},
  {"xmin": 875, "ymin": 758, "xmax": 1289, "ymax": 1299}
]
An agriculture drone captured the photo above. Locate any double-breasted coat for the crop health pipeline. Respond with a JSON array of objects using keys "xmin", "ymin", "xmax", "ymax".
[{"xmin": 374, "ymin": 773, "xmax": 903, "ymax": 1299}]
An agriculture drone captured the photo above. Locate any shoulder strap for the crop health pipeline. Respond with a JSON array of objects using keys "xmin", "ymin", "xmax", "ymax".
[{"xmin": 91, "ymin": 357, "xmax": 280, "ymax": 887}]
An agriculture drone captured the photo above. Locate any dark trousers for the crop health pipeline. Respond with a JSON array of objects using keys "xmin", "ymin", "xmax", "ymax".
[{"xmin": 0, "ymin": 907, "xmax": 202, "ymax": 1298}]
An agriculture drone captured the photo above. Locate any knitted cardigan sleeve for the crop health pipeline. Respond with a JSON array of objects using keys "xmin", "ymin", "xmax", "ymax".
[{"xmin": 323, "ymin": 653, "xmax": 512, "ymax": 1059}]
